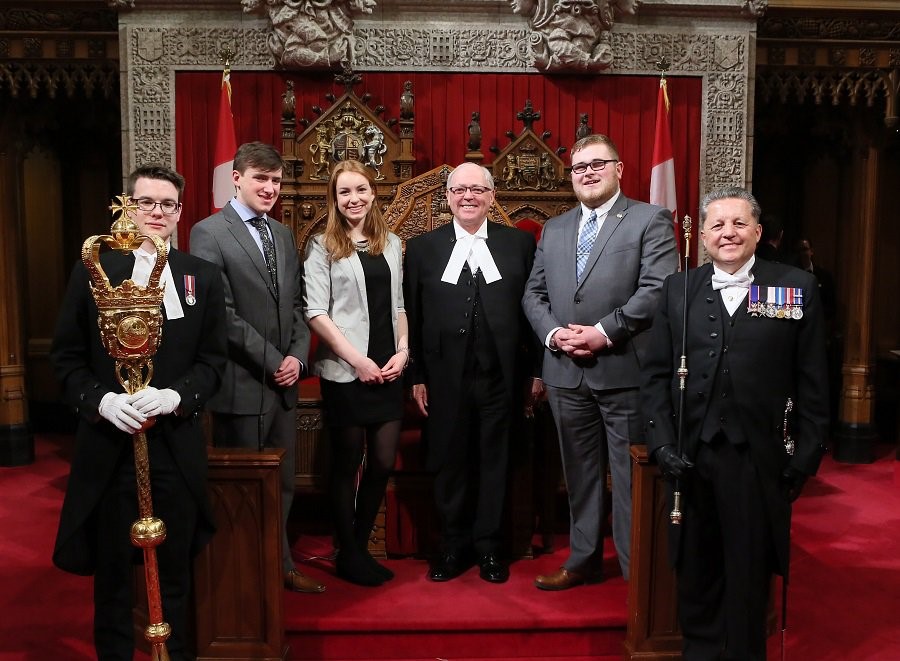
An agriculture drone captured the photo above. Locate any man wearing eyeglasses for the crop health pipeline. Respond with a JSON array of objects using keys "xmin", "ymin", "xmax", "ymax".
[
  {"xmin": 51, "ymin": 165, "xmax": 228, "ymax": 660},
  {"xmin": 523, "ymin": 134, "xmax": 677, "ymax": 589},
  {"xmin": 404, "ymin": 162, "xmax": 540, "ymax": 584}
]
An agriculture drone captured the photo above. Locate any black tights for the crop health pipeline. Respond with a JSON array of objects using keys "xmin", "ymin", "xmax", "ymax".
[{"xmin": 330, "ymin": 420, "xmax": 401, "ymax": 554}]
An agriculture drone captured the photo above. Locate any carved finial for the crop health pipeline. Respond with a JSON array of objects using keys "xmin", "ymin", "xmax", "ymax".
[
  {"xmin": 312, "ymin": 105, "xmax": 323, "ymax": 116},
  {"xmin": 462, "ymin": 111, "xmax": 480, "ymax": 152},
  {"xmin": 400, "ymin": 81, "xmax": 414, "ymax": 120},
  {"xmin": 374, "ymin": 104, "xmax": 385, "ymax": 116},
  {"xmin": 335, "ymin": 66, "xmax": 362, "ymax": 95},
  {"xmin": 541, "ymin": 130, "xmax": 551, "ymax": 141},
  {"xmin": 361, "ymin": 93, "xmax": 372, "ymax": 105},
  {"xmin": 656, "ymin": 57, "xmax": 671, "ymax": 79},
  {"xmin": 281, "ymin": 80, "xmax": 296, "ymax": 122},
  {"xmin": 576, "ymin": 113, "xmax": 591, "ymax": 140},
  {"xmin": 218, "ymin": 48, "xmax": 235, "ymax": 69},
  {"xmin": 517, "ymin": 99, "xmax": 541, "ymax": 132}
]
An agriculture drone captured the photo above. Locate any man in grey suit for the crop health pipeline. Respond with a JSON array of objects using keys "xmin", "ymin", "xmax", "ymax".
[
  {"xmin": 190, "ymin": 141, "xmax": 325, "ymax": 593},
  {"xmin": 522, "ymin": 134, "xmax": 677, "ymax": 589}
]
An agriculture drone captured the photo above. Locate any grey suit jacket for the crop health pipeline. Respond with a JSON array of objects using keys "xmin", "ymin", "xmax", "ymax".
[
  {"xmin": 522, "ymin": 194, "xmax": 677, "ymax": 391},
  {"xmin": 302, "ymin": 232, "xmax": 405, "ymax": 383},
  {"xmin": 190, "ymin": 201, "xmax": 310, "ymax": 414}
]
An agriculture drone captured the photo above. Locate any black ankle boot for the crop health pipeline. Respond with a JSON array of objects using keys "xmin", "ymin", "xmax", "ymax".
[
  {"xmin": 362, "ymin": 551, "xmax": 395, "ymax": 581},
  {"xmin": 335, "ymin": 549, "xmax": 384, "ymax": 587}
]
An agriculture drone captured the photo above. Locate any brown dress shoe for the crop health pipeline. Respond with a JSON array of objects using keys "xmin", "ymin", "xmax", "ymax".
[
  {"xmin": 534, "ymin": 566, "xmax": 602, "ymax": 591},
  {"xmin": 285, "ymin": 568, "xmax": 326, "ymax": 593}
]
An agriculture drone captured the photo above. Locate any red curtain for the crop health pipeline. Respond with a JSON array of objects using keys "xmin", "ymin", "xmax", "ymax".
[{"xmin": 175, "ymin": 71, "xmax": 701, "ymax": 255}]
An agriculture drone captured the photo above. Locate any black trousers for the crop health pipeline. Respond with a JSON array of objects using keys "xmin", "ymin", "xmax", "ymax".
[
  {"xmin": 434, "ymin": 364, "xmax": 509, "ymax": 556},
  {"xmin": 94, "ymin": 434, "xmax": 197, "ymax": 661},
  {"xmin": 677, "ymin": 436, "xmax": 774, "ymax": 661}
]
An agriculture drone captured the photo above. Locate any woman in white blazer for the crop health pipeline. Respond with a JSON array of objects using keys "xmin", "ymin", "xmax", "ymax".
[{"xmin": 303, "ymin": 159, "xmax": 409, "ymax": 587}]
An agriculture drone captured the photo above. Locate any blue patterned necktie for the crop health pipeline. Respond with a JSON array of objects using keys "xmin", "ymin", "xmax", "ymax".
[
  {"xmin": 248, "ymin": 217, "xmax": 278, "ymax": 297},
  {"xmin": 575, "ymin": 209, "xmax": 598, "ymax": 283}
]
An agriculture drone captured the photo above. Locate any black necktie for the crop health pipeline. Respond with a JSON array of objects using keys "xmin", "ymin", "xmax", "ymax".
[{"xmin": 248, "ymin": 217, "xmax": 278, "ymax": 297}]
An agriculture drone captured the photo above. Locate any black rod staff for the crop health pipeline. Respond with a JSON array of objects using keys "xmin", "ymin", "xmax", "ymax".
[{"xmin": 670, "ymin": 215, "xmax": 692, "ymax": 525}]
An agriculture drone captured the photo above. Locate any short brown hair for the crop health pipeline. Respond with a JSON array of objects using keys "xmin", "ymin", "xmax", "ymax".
[
  {"xmin": 571, "ymin": 134, "xmax": 620, "ymax": 161},
  {"xmin": 233, "ymin": 141, "xmax": 284, "ymax": 174},
  {"xmin": 126, "ymin": 165, "xmax": 186, "ymax": 201}
]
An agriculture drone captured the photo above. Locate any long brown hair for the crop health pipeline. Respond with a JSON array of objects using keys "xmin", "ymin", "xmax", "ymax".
[{"xmin": 322, "ymin": 160, "xmax": 389, "ymax": 260}]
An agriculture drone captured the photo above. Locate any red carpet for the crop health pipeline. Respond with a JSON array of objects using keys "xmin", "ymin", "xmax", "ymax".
[
  {"xmin": 284, "ymin": 534, "xmax": 626, "ymax": 659},
  {"xmin": 2, "ymin": 435, "xmax": 899, "ymax": 660}
]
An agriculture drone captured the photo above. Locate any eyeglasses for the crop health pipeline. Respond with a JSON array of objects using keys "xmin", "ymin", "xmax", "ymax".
[
  {"xmin": 447, "ymin": 185, "xmax": 492, "ymax": 196},
  {"xmin": 134, "ymin": 197, "xmax": 181, "ymax": 215},
  {"xmin": 571, "ymin": 159, "xmax": 618, "ymax": 175}
]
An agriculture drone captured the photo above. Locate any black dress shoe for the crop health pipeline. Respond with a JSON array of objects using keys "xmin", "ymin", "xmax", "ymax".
[
  {"xmin": 428, "ymin": 550, "xmax": 474, "ymax": 582},
  {"xmin": 478, "ymin": 553, "xmax": 509, "ymax": 583}
]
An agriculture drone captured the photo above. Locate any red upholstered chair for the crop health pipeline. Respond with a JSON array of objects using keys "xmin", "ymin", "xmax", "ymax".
[{"xmin": 513, "ymin": 217, "xmax": 543, "ymax": 243}]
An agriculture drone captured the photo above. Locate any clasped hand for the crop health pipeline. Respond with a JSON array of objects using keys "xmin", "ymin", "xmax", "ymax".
[
  {"xmin": 355, "ymin": 350, "xmax": 408, "ymax": 385},
  {"xmin": 553, "ymin": 324, "xmax": 609, "ymax": 358},
  {"xmin": 98, "ymin": 387, "xmax": 181, "ymax": 433}
]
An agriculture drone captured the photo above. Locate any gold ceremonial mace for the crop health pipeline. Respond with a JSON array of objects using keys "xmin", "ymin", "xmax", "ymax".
[{"xmin": 83, "ymin": 195, "xmax": 171, "ymax": 661}]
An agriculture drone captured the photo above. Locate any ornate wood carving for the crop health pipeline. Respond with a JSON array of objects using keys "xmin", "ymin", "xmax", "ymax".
[
  {"xmin": 383, "ymin": 164, "xmax": 514, "ymax": 245},
  {"xmin": 282, "ymin": 72, "xmax": 415, "ymax": 251},
  {"xmin": 0, "ymin": 6, "xmax": 118, "ymax": 99},
  {"xmin": 757, "ymin": 10, "xmax": 900, "ymax": 126},
  {"xmin": 481, "ymin": 99, "xmax": 577, "ymax": 223}
]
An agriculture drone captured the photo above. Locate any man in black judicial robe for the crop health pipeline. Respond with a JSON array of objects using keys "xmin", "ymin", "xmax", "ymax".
[{"xmin": 404, "ymin": 162, "xmax": 539, "ymax": 584}]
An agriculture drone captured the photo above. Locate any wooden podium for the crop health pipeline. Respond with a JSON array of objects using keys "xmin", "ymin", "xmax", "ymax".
[
  {"xmin": 624, "ymin": 444, "xmax": 681, "ymax": 660},
  {"xmin": 134, "ymin": 447, "xmax": 287, "ymax": 659},
  {"xmin": 193, "ymin": 447, "xmax": 288, "ymax": 661}
]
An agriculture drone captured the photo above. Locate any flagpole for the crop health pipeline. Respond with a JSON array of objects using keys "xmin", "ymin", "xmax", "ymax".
[{"xmin": 212, "ymin": 49, "xmax": 238, "ymax": 212}]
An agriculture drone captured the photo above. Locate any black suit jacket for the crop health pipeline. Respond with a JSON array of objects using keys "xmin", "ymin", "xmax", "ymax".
[
  {"xmin": 51, "ymin": 249, "xmax": 227, "ymax": 575},
  {"xmin": 404, "ymin": 221, "xmax": 537, "ymax": 469},
  {"xmin": 642, "ymin": 258, "xmax": 828, "ymax": 573}
]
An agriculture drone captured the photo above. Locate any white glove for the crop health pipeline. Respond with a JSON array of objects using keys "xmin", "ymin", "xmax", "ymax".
[
  {"xmin": 129, "ymin": 387, "xmax": 181, "ymax": 417},
  {"xmin": 98, "ymin": 392, "xmax": 147, "ymax": 433}
]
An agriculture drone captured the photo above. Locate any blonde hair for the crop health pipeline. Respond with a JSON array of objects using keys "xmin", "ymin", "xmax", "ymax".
[{"xmin": 322, "ymin": 160, "xmax": 389, "ymax": 260}]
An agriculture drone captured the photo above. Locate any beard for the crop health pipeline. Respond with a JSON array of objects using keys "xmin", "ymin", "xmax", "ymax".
[{"xmin": 574, "ymin": 179, "xmax": 619, "ymax": 208}]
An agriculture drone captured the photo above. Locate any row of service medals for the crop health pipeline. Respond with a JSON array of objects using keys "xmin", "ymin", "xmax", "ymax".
[{"xmin": 748, "ymin": 285, "xmax": 804, "ymax": 319}]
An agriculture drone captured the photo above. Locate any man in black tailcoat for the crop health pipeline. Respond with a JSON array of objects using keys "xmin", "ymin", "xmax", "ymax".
[
  {"xmin": 51, "ymin": 166, "xmax": 227, "ymax": 660},
  {"xmin": 642, "ymin": 186, "xmax": 828, "ymax": 660}
]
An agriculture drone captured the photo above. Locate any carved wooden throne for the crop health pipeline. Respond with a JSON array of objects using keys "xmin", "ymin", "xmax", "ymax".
[{"xmin": 278, "ymin": 71, "xmax": 416, "ymax": 252}]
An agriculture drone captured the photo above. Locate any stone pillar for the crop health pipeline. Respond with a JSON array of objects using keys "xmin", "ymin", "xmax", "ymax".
[
  {"xmin": 834, "ymin": 141, "xmax": 879, "ymax": 463},
  {"xmin": 0, "ymin": 145, "xmax": 33, "ymax": 466}
]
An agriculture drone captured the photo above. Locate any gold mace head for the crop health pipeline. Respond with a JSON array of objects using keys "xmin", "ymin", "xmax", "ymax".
[
  {"xmin": 131, "ymin": 516, "xmax": 167, "ymax": 547},
  {"xmin": 82, "ymin": 194, "xmax": 168, "ymax": 391}
]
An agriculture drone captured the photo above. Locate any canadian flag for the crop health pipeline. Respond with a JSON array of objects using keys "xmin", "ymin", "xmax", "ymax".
[
  {"xmin": 650, "ymin": 77, "xmax": 677, "ymax": 226},
  {"xmin": 212, "ymin": 66, "xmax": 237, "ymax": 210}
]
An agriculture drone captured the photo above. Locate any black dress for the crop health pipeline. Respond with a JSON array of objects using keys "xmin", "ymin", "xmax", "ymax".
[{"xmin": 320, "ymin": 249, "xmax": 404, "ymax": 426}]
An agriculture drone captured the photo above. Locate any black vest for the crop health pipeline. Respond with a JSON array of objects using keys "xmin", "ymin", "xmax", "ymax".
[
  {"xmin": 460, "ymin": 265, "xmax": 501, "ymax": 374},
  {"xmin": 699, "ymin": 296, "xmax": 748, "ymax": 446}
]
